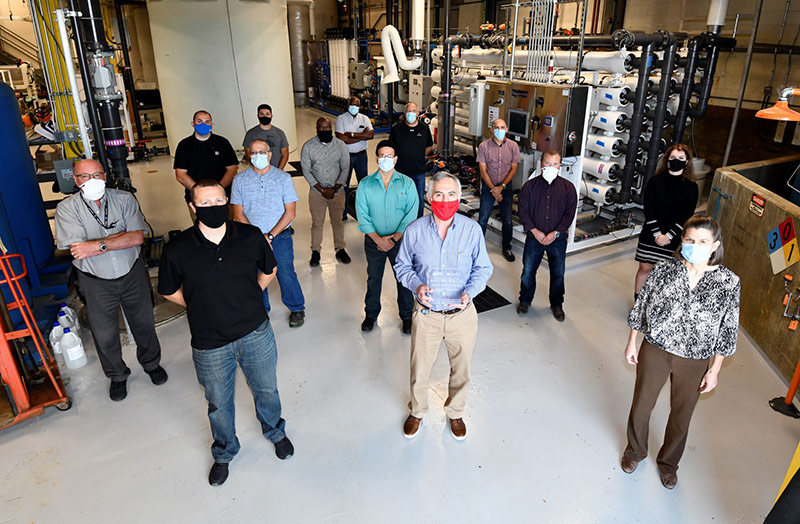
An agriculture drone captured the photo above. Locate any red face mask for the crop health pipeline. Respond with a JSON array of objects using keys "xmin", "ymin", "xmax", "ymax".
[{"xmin": 431, "ymin": 199, "xmax": 460, "ymax": 221}]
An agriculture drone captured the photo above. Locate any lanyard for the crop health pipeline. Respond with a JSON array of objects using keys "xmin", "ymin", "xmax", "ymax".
[{"xmin": 82, "ymin": 197, "xmax": 116, "ymax": 230}]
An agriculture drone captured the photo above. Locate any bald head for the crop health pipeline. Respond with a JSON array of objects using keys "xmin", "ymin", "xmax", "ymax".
[
  {"xmin": 316, "ymin": 117, "xmax": 332, "ymax": 131},
  {"xmin": 492, "ymin": 119, "xmax": 507, "ymax": 130},
  {"xmin": 73, "ymin": 159, "xmax": 107, "ymax": 186}
]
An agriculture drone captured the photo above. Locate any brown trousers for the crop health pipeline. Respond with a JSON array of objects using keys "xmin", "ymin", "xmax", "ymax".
[
  {"xmin": 624, "ymin": 339, "xmax": 709, "ymax": 474},
  {"xmin": 308, "ymin": 189, "xmax": 346, "ymax": 252},
  {"xmin": 409, "ymin": 301, "xmax": 478, "ymax": 419}
]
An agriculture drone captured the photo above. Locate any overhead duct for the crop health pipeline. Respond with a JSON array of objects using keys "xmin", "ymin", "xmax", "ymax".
[
  {"xmin": 381, "ymin": 25, "xmax": 422, "ymax": 84},
  {"xmin": 431, "ymin": 48, "xmax": 635, "ymax": 74}
]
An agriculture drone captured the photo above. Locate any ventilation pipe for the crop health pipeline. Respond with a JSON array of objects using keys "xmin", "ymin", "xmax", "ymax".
[
  {"xmin": 706, "ymin": 0, "xmax": 728, "ymax": 34},
  {"xmin": 381, "ymin": 24, "xmax": 422, "ymax": 84}
]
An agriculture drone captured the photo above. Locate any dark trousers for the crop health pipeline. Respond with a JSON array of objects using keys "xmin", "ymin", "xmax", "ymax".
[
  {"xmin": 408, "ymin": 173, "xmax": 427, "ymax": 218},
  {"xmin": 343, "ymin": 151, "xmax": 368, "ymax": 219},
  {"xmin": 624, "ymin": 339, "xmax": 709, "ymax": 474},
  {"xmin": 364, "ymin": 235, "xmax": 414, "ymax": 320},
  {"xmin": 519, "ymin": 233, "xmax": 567, "ymax": 307},
  {"xmin": 77, "ymin": 258, "xmax": 161, "ymax": 382},
  {"xmin": 477, "ymin": 185, "xmax": 513, "ymax": 251}
]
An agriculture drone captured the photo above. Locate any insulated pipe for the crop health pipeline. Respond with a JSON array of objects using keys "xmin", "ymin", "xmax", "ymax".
[
  {"xmin": 54, "ymin": 9, "xmax": 93, "ymax": 159},
  {"xmin": 411, "ymin": 0, "xmax": 424, "ymax": 42},
  {"xmin": 381, "ymin": 25, "xmax": 422, "ymax": 84}
]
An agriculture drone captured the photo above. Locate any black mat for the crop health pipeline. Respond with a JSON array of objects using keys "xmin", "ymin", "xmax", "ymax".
[
  {"xmin": 473, "ymin": 286, "xmax": 511, "ymax": 314},
  {"xmin": 286, "ymin": 161, "xmax": 304, "ymax": 178}
]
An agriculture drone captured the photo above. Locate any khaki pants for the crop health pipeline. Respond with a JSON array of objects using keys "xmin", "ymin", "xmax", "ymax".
[
  {"xmin": 409, "ymin": 301, "xmax": 478, "ymax": 419},
  {"xmin": 309, "ymin": 189, "xmax": 346, "ymax": 252},
  {"xmin": 623, "ymin": 339, "xmax": 709, "ymax": 474}
]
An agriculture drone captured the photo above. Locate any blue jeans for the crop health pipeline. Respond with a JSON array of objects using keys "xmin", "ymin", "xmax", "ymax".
[
  {"xmin": 192, "ymin": 320, "xmax": 286, "ymax": 463},
  {"xmin": 519, "ymin": 232, "xmax": 567, "ymax": 307},
  {"xmin": 263, "ymin": 230, "xmax": 305, "ymax": 314},
  {"xmin": 477, "ymin": 185, "xmax": 513, "ymax": 251},
  {"xmin": 408, "ymin": 173, "xmax": 426, "ymax": 218},
  {"xmin": 343, "ymin": 151, "xmax": 368, "ymax": 219},
  {"xmin": 364, "ymin": 235, "xmax": 414, "ymax": 320}
]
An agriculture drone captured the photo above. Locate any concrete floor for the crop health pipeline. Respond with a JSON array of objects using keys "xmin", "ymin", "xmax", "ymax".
[{"xmin": 3, "ymin": 108, "xmax": 800, "ymax": 523}]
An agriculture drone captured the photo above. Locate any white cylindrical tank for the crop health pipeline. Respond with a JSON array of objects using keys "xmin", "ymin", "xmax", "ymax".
[
  {"xmin": 582, "ymin": 156, "xmax": 620, "ymax": 182},
  {"xmin": 586, "ymin": 133, "xmax": 625, "ymax": 157},
  {"xmin": 581, "ymin": 179, "xmax": 619, "ymax": 205},
  {"xmin": 597, "ymin": 86, "xmax": 631, "ymax": 108},
  {"xmin": 592, "ymin": 111, "xmax": 627, "ymax": 133},
  {"xmin": 147, "ymin": 0, "xmax": 297, "ymax": 153}
]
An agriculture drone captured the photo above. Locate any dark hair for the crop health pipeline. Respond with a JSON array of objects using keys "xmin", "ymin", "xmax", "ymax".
[
  {"xmin": 674, "ymin": 214, "xmax": 724, "ymax": 265},
  {"xmin": 375, "ymin": 139, "xmax": 396, "ymax": 156},
  {"xmin": 541, "ymin": 149, "xmax": 561, "ymax": 163},
  {"xmin": 192, "ymin": 110, "xmax": 212, "ymax": 122},
  {"xmin": 257, "ymin": 104, "xmax": 272, "ymax": 113},
  {"xmin": 348, "ymin": 96, "xmax": 361, "ymax": 105},
  {"xmin": 657, "ymin": 143, "xmax": 695, "ymax": 182},
  {"xmin": 190, "ymin": 179, "xmax": 225, "ymax": 204}
]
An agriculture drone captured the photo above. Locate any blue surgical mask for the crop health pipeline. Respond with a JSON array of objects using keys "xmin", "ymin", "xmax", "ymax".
[
  {"xmin": 378, "ymin": 157, "xmax": 395, "ymax": 173},
  {"xmin": 493, "ymin": 128, "xmax": 506, "ymax": 141},
  {"xmin": 681, "ymin": 243, "xmax": 714, "ymax": 264},
  {"xmin": 194, "ymin": 122, "xmax": 211, "ymax": 135},
  {"xmin": 406, "ymin": 112, "xmax": 417, "ymax": 124},
  {"xmin": 251, "ymin": 153, "xmax": 270, "ymax": 170},
  {"xmin": 348, "ymin": 105, "xmax": 359, "ymax": 116}
]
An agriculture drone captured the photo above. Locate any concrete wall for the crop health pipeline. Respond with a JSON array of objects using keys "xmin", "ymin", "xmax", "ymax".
[{"xmin": 712, "ymin": 154, "xmax": 800, "ymax": 383}]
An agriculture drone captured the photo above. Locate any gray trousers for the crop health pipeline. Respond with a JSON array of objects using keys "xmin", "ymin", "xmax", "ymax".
[{"xmin": 77, "ymin": 258, "xmax": 161, "ymax": 382}]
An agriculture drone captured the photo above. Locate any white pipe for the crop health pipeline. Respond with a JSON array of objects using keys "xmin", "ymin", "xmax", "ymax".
[
  {"xmin": 706, "ymin": 0, "xmax": 728, "ymax": 30},
  {"xmin": 432, "ymin": 48, "xmax": 633, "ymax": 74},
  {"xmin": 381, "ymin": 25, "xmax": 422, "ymax": 84},
  {"xmin": 54, "ymin": 9, "xmax": 92, "ymax": 159},
  {"xmin": 412, "ymin": 0, "xmax": 424, "ymax": 41},
  {"xmin": 582, "ymin": 156, "xmax": 620, "ymax": 182}
]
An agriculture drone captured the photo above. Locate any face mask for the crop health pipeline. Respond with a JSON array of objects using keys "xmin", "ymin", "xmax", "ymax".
[
  {"xmin": 195, "ymin": 204, "xmax": 228, "ymax": 228},
  {"xmin": 431, "ymin": 199, "xmax": 460, "ymax": 221},
  {"xmin": 194, "ymin": 122, "xmax": 211, "ymax": 136},
  {"xmin": 80, "ymin": 178, "xmax": 106, "ymax": 200},
  {"xmin": 317, "ymin": 130, "xmax": 333, "ymax": 143},
  {"xmin": 258, "ymin": 116, "xmax": 272, "ymax": 126},
  {"xmin": 667, "ymin": 158, "xmax": 687, "ymax": 173},
  {"xmin": 348, "ymin": 105, "xmax": 359, "ymax": 116},
  {"xmin": 541, "ymin": 166, "xmax": 559, "ymax": 184},
  {"xmin": 251, "ymin": 153, "xmax": 270, "ymax": 170},
  {"xmin": 681, "ymin": 243, "xmax": 714, "ymax": 265},
  {"xmin": 406, "ymin": 112, "xmax": 417, "ymax": 124},
  {"xmin": 493, "ymin": 129, "xmax": 506, "ymax": 141},
  {"xmin": 378, "ymin": 157, "xmax": 395, "ymax": 173}
]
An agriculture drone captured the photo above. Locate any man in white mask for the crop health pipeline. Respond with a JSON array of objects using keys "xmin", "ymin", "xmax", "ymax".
[
  {"xmin": 515, "ymin": 150, "xmax": 577, "ymax": 322},
  {"xmin": 55, "ymin": 159, "xmax": 165, "ymax": 402}
]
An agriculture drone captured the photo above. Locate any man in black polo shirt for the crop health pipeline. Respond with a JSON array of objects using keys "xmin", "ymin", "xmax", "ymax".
[
  {"xmin": 389, "ymin": 102, "xmax": 435, "ymax": 218},
  {"xmin": 173, "ymin": 110, "xmax": 239, "ymax": 221},
  {"xmin": 158, "ymin": 179, "xmax": 293, "ymax": 487}
]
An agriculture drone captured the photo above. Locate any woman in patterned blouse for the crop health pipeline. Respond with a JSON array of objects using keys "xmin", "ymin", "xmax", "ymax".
[{"xmin": 620, "ymin": 215, "xmax": 741, "ymax": 490}]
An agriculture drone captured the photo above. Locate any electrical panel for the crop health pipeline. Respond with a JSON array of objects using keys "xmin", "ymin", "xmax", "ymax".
[
  {"xmin": 349, "ymin": 62, "xmax": 369, "ymax": 90},
  {"xmin": 409, "ymin": 74, "xmax": 432, "ymax": 109}
]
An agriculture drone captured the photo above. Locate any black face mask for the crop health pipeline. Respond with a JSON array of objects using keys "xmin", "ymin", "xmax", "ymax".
[
  {"xmin": 667, "ymin": 158, "xmax": 687, "ymax": 173},
  {"xmin": 258, "ymin": 116, "xmax": 272, "ymax": 126},
  {"xmin": 317, "ymin": 130, "xmax": 333, "ymax": 143},
  {"xmin": 195, "ymin": 204, "xmax": 228, "ymax": 228}
]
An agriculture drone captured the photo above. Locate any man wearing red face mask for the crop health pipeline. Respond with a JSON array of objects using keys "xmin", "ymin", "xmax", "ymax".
[{"xmin": 394, "ymin": 172, "xmax": 494, "ymax": 441}]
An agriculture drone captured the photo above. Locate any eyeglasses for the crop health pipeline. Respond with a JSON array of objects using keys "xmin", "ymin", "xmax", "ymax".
[
  {"xmin": 75, "ymin": 172, "xmax": 104, "ymax": 181},
  {"xmin": 251, "ymin": 152, "xmax": 269, "ymax": 156},
  {"xmin": 378, "ymin": 154, "xmax": 395, "ymax": 159}
]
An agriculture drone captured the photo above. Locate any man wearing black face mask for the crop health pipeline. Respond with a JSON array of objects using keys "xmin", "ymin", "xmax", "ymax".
[
  {"xmin": 300, "ymin": 117, "xmax": 351, "ymax": 266},
  {"xmin": 242, "ymin": 104, "xmax": 289, "ymax": 169}
]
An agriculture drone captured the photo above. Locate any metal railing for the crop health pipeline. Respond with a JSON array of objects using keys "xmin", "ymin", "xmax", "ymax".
[{"xmin": 0, "ymin": 25, "xmax": 41, "ymax": 68}]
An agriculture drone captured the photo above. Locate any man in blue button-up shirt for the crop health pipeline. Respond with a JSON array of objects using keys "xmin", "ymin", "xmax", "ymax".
[
  {"xmin": 355, "ymin": 139, "xmax": 419, "ymax": 334},
  {"xmin": 394, "ymin": 172, "xmax": 493, "ymax": 441}
]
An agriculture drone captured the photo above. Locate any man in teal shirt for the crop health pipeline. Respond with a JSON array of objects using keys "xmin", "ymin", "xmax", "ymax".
[{"xmin": 356, "ymin": 139, "xmax": 419, "ymax": 334}]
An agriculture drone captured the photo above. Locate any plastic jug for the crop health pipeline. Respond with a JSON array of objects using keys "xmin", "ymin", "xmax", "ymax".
[
  {"xmin": 60, "ymin": 328, "xmax": 87, "ymax": 369},
  {"xmin": 49, "ymin": 322, "xmax": 64, "ymax": 354},
  {"xmin": 59, "ymin": 303, "xmax": 78, "ymax": 327},
  {"xmin": 57, "ymin": 310, "xmax": 78, "ymax": 332}
]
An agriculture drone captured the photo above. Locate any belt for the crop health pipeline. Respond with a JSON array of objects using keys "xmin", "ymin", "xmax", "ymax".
[
  {"xmin": 423, "ymin": 307, "xmax": 461, "ymax": 316},
  {"xmin": 350, "ymin": 150, "xmax": 366, "ymax": 156},
  {"xmin": 77, "ymin": 257, "xmax": 141, "ymax": 282}
]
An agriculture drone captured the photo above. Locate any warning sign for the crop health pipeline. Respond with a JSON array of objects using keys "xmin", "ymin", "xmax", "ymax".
[
  {"xmin": 749, "ymin": 194, "xmax": 765, "ymax": 217},
  {"xmin": 767, "ymin": 217, "xmax": 800, "ymax": 274}
]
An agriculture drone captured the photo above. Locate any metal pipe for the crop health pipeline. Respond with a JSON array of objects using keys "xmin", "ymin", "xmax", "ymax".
[
  {"xmin": 54, "ymin": 9, "xmax": 92, "ymax": 159},
  {"xmin": 575, "ymin": 0, "xmax": 589, "ymax": 84},
  {"xmin": 114, "ymin": 0, "xmax": 143, "ymax": 141},
  {"xmin": 386, "ymin": 0, "xmax": 394, "ymax": 125},
  {"xmin": 722, "ymin": 0, "xmax": 763, "ymax": 167},
  {"xmin": 671, "ymin": 35, "xmax": 700, "ymax": 144}
]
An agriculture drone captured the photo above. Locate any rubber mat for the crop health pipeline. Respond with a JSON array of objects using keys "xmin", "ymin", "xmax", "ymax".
[
  {"xmin": 286, "ymin": 161, "xmax": 304, "ymax": 177},
  {"xmin": 473, "ymin": 286, "xmax": 511, "ymax": 314}
]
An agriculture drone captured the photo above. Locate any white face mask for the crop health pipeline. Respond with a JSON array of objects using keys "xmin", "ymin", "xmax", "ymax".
[
  {"xmin": 541, "ymin": 166, "xmax": 559, "ymax": 184},
  {"xmin": 80, "ymin": 178, "xmax": 106, "ymax": 200},
  {"xmin": 251, "ymin": 153, "xmax": 270, "ymax": 170}
]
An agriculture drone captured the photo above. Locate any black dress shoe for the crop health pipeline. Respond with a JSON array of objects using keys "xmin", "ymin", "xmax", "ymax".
[
  {"xmin": 146, "ymin": 366, "xmax": 168, "ymax": 385},
  {"xmin": 335, "ymin": 249, "xmax": 351, "ymax": 264},
  {"xmin": 551, "ymin": 305, "xmax": 565, "ymax": 322},
  {"xmin": 209, "ymin": 462, "xmax": 229, "ymax": 486},
  {"xmin": 516, "ymin": 302, "xmax": 529, "ymax": 314},
  {"xmin": 502, "ymin": 250, "xmax": 516, "ymax": 262},
  {"xmin": 310, "ymin": 250, "xmax": 321, "ymax": 266},
  {"xmin": 361, "ymin": 317, "xmax": 375, "ymax": 332},
  {"xmin": 402, "ymin": 318, "xmax": 412, "ymax": 335},
  {"xmin": 289, "ymin": 311, "xmax": 305, "ymax": 328},
  {"xmin": 274, "ymin": 437, "xmax": 294, "ymax": 460},
  {"xmin": 109, "ymin": 380, "xmax": 127, "ymax": 401}
]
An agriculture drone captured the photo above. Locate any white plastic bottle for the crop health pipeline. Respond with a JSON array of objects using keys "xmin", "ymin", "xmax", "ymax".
[
  {"xmin": 60, "ymin": 328, "xmax": 87, "ymax": 369},
  {"xmin": 59, "ymin": 303, "xmax": 78, "ymax": 328},
  {"xmin": 49, "ymin": 322, "xmax": 64, "ymax": 354}
]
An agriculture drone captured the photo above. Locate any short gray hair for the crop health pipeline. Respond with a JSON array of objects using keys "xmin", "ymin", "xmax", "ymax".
[{"xmin": 427, "ymin": 171, "xmax": 462, "ymax": 198}]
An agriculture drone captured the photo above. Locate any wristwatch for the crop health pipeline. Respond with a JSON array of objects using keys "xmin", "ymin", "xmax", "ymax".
[
  {"xmin": 501, "ymin": 183, "xmax": 507, "ymax": 188},
  {"xmin": 553, "ymin": 232, "xmax": 561, "ymax": 239},
  {"xmin": 99, "ymin": 240, "xmax": 108, "ymax": 252},
  {"xmin": 267, "ymin": 233, "xmax": 274, "ymax": 241}
]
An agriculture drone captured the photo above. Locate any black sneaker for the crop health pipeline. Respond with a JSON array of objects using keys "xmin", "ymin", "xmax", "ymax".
[
  {"xmin": 146, "ymin": 366, "xmax": 168, "ymax": 386},
  {"xmin": 289, "ymin": 311, "xmax": 305, "ymax": 328},
  {"xmin": 342, "ymin": 214, "xmax": 349, "ymax": 222},
  {"xmin": 516, "ymin": 302, "xmax": 529, "ymax": 314},
  {"xmin": 551, "ymin": 305, "xmax": 565, "ymax": 322},
  {"xmin": 109, "ymin": 380, "xmax": 127, "ymax": 401},
  {"xmin": 335, "ymin": 249, "xmax": 351, "ymax": 264},
  {"xmin": 502, "ymin": 250, "xmax": 516, "ymax": 262},
  {"xmin": 310, "ymin": 250, "xmax": 321, "ymax": 267},
  {"xmin": 274, "ymin": 437, "xmax": 294, "ymax": 460},
  {"xmin": 361, "ymin": 317, "xmax": 375, "ymax": 332},
  {"xmin": 402, "ymin": 318, "xmax": 412, "ymax": 335},
  {"xmin": 208, "ymin": 462, "xmax": 229, "ymax": 486}
]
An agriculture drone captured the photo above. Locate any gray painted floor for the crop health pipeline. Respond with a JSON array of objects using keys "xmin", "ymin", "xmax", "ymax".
[{"xmin": 4, "ymin": 108, "xmax": 799, "ymax": 523}]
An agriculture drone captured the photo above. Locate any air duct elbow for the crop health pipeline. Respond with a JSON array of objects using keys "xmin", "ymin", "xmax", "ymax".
[{"xmin": 381, "ymin": 24, "xmax": 422, "ymax": 84}]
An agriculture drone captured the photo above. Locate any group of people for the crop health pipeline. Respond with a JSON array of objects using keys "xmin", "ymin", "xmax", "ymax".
[{"xmin": 54, "ymin": 100, "xmax": 741, "ymax": 491}]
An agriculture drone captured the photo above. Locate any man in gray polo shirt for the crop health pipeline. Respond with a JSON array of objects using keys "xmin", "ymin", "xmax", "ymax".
[
  {"xmin": 55, "ymin": 159, "xmax": 165, "ymax": 402},
  {"xmin": 242, "ymin": 103, "xmax": 290, "ymax": 169},
  {"xmin": 301, "ymin": 117, "xmax": 351, "ymax": 267}
]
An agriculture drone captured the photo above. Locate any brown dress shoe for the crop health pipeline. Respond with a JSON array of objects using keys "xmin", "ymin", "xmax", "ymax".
[
  {"xmin": 449, "ymin": 418, "xmax": 467, "ymax": 440},
  {"xmin": 403, "ymin": 415, "xmax": 421, "ymax": 438},
  {"xmin": 620, "ymin": 456, "xmax": 638, "ymax": 474},
  {"xmin": 660, "ymin": 472, "xmax": 678, "ymax": 489}
]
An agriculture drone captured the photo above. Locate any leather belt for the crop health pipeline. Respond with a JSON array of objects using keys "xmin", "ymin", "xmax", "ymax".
[{"xmin": 426, "ymin": 308, "xmax": 460, "ymax": 316}]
